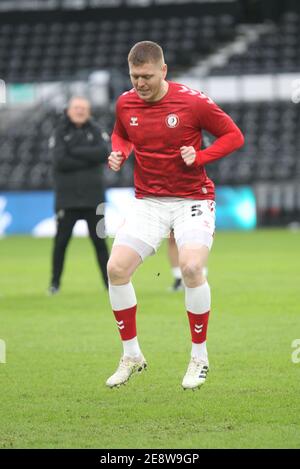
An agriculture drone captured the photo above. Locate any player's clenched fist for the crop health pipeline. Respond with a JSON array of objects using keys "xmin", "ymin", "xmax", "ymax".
[
  {"xmin": 180, "ymin": 146, "xmax": 197, "ymax": 166},
  {"xmin": 108, "ymin": 151, "xmax": 123, "ymax": 172}
]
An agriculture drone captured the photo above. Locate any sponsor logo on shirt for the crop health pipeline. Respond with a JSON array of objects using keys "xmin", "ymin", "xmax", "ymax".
[
  {"xmin": 130, "ymin": 117, "xmax": 139, "ymax": 126},
  {"xmin": 166, "ymin": 114, "xmax": 179, "ymax": 128}
]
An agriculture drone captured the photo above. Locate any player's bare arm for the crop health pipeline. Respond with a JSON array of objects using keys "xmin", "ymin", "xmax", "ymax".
[
  {"xmin": 108, "ymin": 151, "xmax": 123, "ymax": 171},
  {"xmin": 180, "ymin": 146, "xmax": 196, "ymax": 166}
]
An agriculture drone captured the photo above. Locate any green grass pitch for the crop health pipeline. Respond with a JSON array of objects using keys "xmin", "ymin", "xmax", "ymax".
[{"xmin": 0, "ymin": 229, "xmax": 299, "ymax": 449}]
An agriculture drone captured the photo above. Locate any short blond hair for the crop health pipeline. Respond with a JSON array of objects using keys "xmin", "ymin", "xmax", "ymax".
[{"xmin": 128, "ymin": 41, "xmax": 165, "ymax": 66}]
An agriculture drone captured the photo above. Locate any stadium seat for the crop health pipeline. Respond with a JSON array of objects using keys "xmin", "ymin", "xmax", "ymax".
[
  {"xmin": 211, "ymin": 10, "xmax": 300, "ymax": 75},
  {"xmin": 0, "ymin": 12, "xmax": 237, "ymax": 82}
]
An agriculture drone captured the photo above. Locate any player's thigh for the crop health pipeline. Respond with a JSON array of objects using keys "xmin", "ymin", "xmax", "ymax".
[
  {"xmin": 173, "ymin": 199, "xmax": 215, "ymax": 251},
  {"xmin": 115, "ymin": 197, "xmax": 170, "ymax": 255},
  {"xmin": 107, "ymin": 244, "xmax": 142, "ymax": 280},
  {"xmin": 169, "ymin": 229, "xmax": 176, "ymax": 245},
  {"xmin": 174, "ymin": 199, "xmax": 215, "ymax": 274}
]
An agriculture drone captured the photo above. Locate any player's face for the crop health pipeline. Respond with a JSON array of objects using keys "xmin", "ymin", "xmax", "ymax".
[
  {"xmin": 129, "ymin": 61, "xmax": 168, "ymax": 102},
  {"xmin": 67, "ymin": 98, "xmax": 91, "ymax": 126}
]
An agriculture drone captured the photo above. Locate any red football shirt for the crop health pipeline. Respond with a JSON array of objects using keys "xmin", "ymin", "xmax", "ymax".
[{"xmin": 112, "ymin": 81, "xmax": 244, "ymax": 200}]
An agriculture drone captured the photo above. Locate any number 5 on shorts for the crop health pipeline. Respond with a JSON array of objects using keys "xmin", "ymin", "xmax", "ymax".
[{"xmin": 191, "ymin": 205, "xmax": 203, "ymax": 217}]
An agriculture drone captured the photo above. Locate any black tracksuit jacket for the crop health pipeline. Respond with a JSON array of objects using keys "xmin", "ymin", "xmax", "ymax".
[{"xmin": 50, "ymin": 114, "xmax": 109, "ymax": 211}]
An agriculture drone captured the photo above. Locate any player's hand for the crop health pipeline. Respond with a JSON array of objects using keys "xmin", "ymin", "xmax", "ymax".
[
  {"xmin": 108, "ymin": 151, "xmax": 123, "ymax": 172},
  {"xmin": 180, "ymin": 146, "xmax": 196, "ymax": 166}
]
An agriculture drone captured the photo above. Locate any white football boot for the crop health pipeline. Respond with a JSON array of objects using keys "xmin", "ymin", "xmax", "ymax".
[
  {"xmin": 106, "ymin": 355, "xmax": 147, "ymax": 388},
  {"xmin": 182, "ymin": 357, "xmax": 209, "ymax": 390}
]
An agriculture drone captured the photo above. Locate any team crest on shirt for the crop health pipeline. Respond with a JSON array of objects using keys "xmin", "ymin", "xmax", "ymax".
[
  {"xmin": 166, "ymin": 114, "xmax": 179, "ymax": 128},
  {"xmin": 130, "ymin": 117, "xmax": 139, "ymax": 126}
]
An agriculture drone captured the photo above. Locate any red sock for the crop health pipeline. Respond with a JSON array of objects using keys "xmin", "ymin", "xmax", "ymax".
[
  {"xmin": 187, "ymin": 311, "xmax": 210, "ymax": 344},
  {"xmin": 113, "ymin": 305, "xmax": 137, "ymax": 341}
]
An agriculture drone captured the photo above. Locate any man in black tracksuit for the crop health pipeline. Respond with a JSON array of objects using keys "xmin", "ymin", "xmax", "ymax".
[{"xmin": 49, "ymin": 96, "xmax": 109, "ymax": 293}]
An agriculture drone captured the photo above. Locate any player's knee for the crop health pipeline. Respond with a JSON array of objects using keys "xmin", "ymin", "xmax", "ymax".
[
  {"xmin": 180, "ymin": 260, "xmax": 203, "ymax": 281},
  {"xmin": 107, "ymin": 258, "xmax": 130, "ymax": 283}
]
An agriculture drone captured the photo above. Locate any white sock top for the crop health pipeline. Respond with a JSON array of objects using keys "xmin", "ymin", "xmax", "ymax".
[
  {"xmin": 109, "ymin": 282, "xmax": 137, "ymax": 310},
  {"xmin": 123, "ymin": 337, "xmax": 142, "ymax": 358},
  {"xmin": 185, "ymin": 281, "xmax": 211, "ymax": 314}
]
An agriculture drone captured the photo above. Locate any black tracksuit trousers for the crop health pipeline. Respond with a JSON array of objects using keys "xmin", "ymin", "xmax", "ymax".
[{"xmin": 51, "ymin": 208, "xmax": 109, "ymax": 289}]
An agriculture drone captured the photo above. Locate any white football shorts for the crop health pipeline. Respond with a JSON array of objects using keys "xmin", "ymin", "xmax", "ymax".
[{"xmin": 113, "ymin": 197, "xmax": 216, "ymax": 260}]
